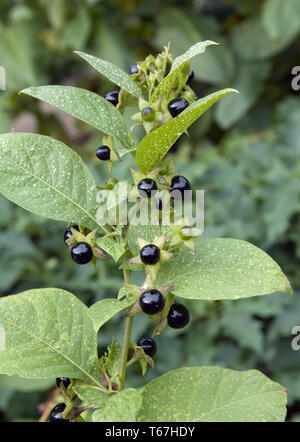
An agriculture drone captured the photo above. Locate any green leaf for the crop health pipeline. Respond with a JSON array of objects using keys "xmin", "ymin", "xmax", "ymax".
[
  {"xmin": 96, "ymin": 237, "xmax": 126, "ymax": 262},
  {"xmin": 151, "ymin": 40, "xmax": 217, "ymax": 103},
  {"xmin": 137, "ymin": 367, "xmax": 287, "ymax": 422},
  {"xmin": 92, "ymin": 388, "xmax": 142, "ymax": 422},
  {"xmin": 21, "ymin": 86, "xmax": 131, "ymax": 149},
  {"xmin": 231, "ymin": 18, "xmax": 295, "ymax": 60},
  {"xmin": 262, "ymin": 0, "xmax": 300, "ymax": 42},
  {"xmin": 99, "ymin": 339, "xmax": 122, "ymax": 382},
  {"xmin": 89, "ymin": 297, "xmax": 135, "ymax": 332},
  {"xmin": 73, "ymin": 385, "xmax": 109, "ymax": 408},
  {"xmin": 136, "ymin": 89, "xmax": 237, "ymax": 173},
  {"xmin": 0, "ymin": 133, "xmax": 100, "ymax": 230},
  {"xmin": 157, "ymin": 237, "xmax": 291, "ymax": 300},
  {"xmin": 0, "ymin": 22, "xmax": 46, "ymax": 90},
  {"xmin": 156, "ymin": 10, "xmax": 234, "ymax": 85},
  {"xmin": 215, "ymin": 62, "xmax": 271, "ymax": 129},
  {"xmin": 0, "ymin": 288, "xmax": 101, "ymax": 386},
  {"xmin": 75, "ymin": 51, "xmax": 143, "ymax": 99}
]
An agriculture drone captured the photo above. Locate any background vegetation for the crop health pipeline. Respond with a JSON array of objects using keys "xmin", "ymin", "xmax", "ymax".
[{"xmin": 0, "ymin": 0, "xmax": 300, "ymax": 421}]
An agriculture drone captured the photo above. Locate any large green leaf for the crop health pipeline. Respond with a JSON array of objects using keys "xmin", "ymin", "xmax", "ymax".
[
  {"xmin": 0, "ymin": 22, "xmax": 46, "ymax": 90},
  {"xmin": 75, "ymin": 51, "xmax": 143, "ymax": 99},
  {"xmin": 150, "ymin": 40, "xmax": 217, "ymax": 103},
  {"xmin": 136, "ymin": 89, "xmax": 237, "ymax": 173},
  {"xmin": 21, "ymin": 86, "xmax": 131, "ymax": 149},
  {"xmin": 262, "ymin": 0, "xmax": 300, "ymax": 42},
  {"xmin": 0, "ymin": 133, "xmax": 100, "ymax": 230},
  {"xmin": 231, "ymin": 18, "xmax": 295, "ymax": 60},
  {"xmin": 92, "ymin": 388, "xmax": 142, "ymax": 422},
  {"xmin": 137, "ymin": 367, "xmax": 287, "ymax": 422},
  {"xmin": 73, "ymin": 385, "xmax": 109, "ymax": 408},
  {"xmin": 89, "ymin": 297, "xmax": 135, "ymax": 332},
  {"xmin": 0, "ymin": 289, "xmax": 101, "ymax": 386},
  {"xmin": 157, "ymin": 237, "xmax": 291, "ymax": 300},
  {"xmin": 215, "ymin": 62, "xmax": 271, "ymax": 129}
]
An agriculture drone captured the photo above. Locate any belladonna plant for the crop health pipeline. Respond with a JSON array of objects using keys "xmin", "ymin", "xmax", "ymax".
[{"xmin": 0, "ymin": 41, "xmax": 292, "ymax": 422}]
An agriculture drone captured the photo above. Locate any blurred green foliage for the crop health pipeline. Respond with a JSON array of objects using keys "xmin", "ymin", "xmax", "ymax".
[{"xmin": 0, "ymin": 0, "xmax": 300, "ymax": 421}]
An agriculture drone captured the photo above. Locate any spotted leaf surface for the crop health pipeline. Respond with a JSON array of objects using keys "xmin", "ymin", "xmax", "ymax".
[
  {"xmin": 96, "ymin": 237, "xmax": 126, "ymax": 262},
  {"xmin": 21, "ymin": 86, "xmax": 131, "ymax": 149},
  {"xmin": 0, "ymin": 289, "xmax": 101, "ymax": 386},
  {"xmin": 0, "ymin": 133, "xmax": 100, "ymax": 230},
  {"xmin": 89, "ymin": 297, "xmax": 135, "ymax": 332},
  {"xmin": 137, "ymin": 367, "xmax": 287, "ymax": 422},
  {"xmin": 137, "ymin": 89, "xmax": 237, "ymax": 173},
  {"xmin": 75, "ymin": 51, "xmax": 143, "ymax": 99},
  {"xmin": 157, "ymin": 237, "xmax": 291, "ymax": 300},
  {"xmin": 151, "ymin": 40, "xmax": 217, "ymax": 103},
  {"xmin": 92, "ymin": 388, "xmax": 142, "ymax": 422},
  {"xmin": 73, "ymin": 385, "xmax": 109, "ymax": 408}
]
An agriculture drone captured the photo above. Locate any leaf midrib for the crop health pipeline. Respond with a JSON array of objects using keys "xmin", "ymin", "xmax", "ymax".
[
  {"xmin": 0, "ymin": 315, "xmax": 102, "ymax": 387},
  {"xmin": 0, "ymin": 149, "xmax": 99, "ymax": 229}
]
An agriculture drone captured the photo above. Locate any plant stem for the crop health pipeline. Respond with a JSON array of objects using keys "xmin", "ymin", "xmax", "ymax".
[
  {"xmin": 119, "ymin": 269, "xmax": 133, "ymax": 390},
  {"xmin": 119, "ymin": 316, "xmax": 133, "ymax": 390}
]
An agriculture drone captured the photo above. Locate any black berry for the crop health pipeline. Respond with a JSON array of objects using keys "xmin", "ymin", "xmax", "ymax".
[
  {"xmin": 168, "ymin": 98, "xmax": 189, "ymax": 117},
  {"xmin": 138, "ymin": 178, "xmax": 157, "ymax": 198},
  {"xmin": 186, "ymin": 70, "xmax": 195, "ymax": 85},
  {"xmin": 56, "ymin": 377, "xmax": 70, "ymax": 389},
  {"xmin": 130, "ymin": 64, "xmax": 139, "ymax": 75},
  {"xmin": 105, "ymin": 91, "xmax": 119, "ymax": 107},
  {"xmin": 64, "ymin": 225, "xmax": 79, "ymax": 243},
  {"xmin": 167, "ymin": 303, "xmax": 190, "ymax": 329},
  {"xmin": 49, "ymin": 403, "xmax": 68, "ymax": 423},
  {"xmin": 96, "ymin": 145, "xmax": 110, "ymax": 161},
  {"xmin": 138, "ymin": 337, "xmax": 157, "ymax": 357},
  {"xmin": 140, "ymin": 289, "xmax": 165, "ymax": 315},
  {"xmin": 170, "ymin": 175, "xmax": 191, "ymax": 200},
  {"xmin": 71, "ymin": 242, "xmax": 93, "ymax": 265},
  {"xmin": 140, "ymin": 244, "xmax": 160, "ymax": 265}
]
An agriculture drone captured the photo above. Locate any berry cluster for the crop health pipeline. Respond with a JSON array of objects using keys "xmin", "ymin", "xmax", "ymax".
[{"xmin": 57, "ymin": 51, "xmax": 196, "ymax": 409}]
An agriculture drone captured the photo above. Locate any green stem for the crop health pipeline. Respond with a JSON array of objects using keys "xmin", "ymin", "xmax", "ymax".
[
  {"xmin": 119, "ymin": 269, "xmax": 133, "ymax": 390},
  {"xmin": 119, "ymin": 316, "xmax": 133, "ymax": 390}
]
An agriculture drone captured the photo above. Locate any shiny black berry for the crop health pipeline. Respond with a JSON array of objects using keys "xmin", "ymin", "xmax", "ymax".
[
  {"xmin": 56, "ymin": 377, "xmax": 71, "ymax": 389},
  {"xmin": 96, "ymin": 145, "xmax": 110, "ymax": 161},
  {"xmin": 167, "ymin": 303, "xmax": 190, "ymax": 329},
  {"xmin": 168, "ymin": 98, "xmax": 189, "ymax": 117},
  {"xmin": 140, "ymin": 244, "xmax": 160, "ymax": 265},
  {"xmin": 137, "ymin": 178, "xmax": 157, "ymax": 198},
  {"xmin": 105, "ymin": 91, "xmax": 119, "ymax": 107},
  {"xmin": 49, "ymin": 403, "xmax": 68, "ymax": 423},
  {"xmin": 71, "ymin": 242, "xmax": 93, "ymax": 265},
  {"xmin": 186, "ymin": 70, "xmax": 195, "ymax": 85},
  {"xmin": 138, "ymin": 337, "xmax": 157, "ymax": 357},
  {"xmin": 140, "ymin": 289, "xmax": 165, "ymax": 315},
  {"xmin": 64, "ymin": 225, "xmax": 79, "ymax": 243},
  {"xmin": 130, "ymin": 64, "xmax": 139, "ymax": 75},
  {"xmin": 170, "ymin": 175, "xmax": 191, "ymax": 200}
]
